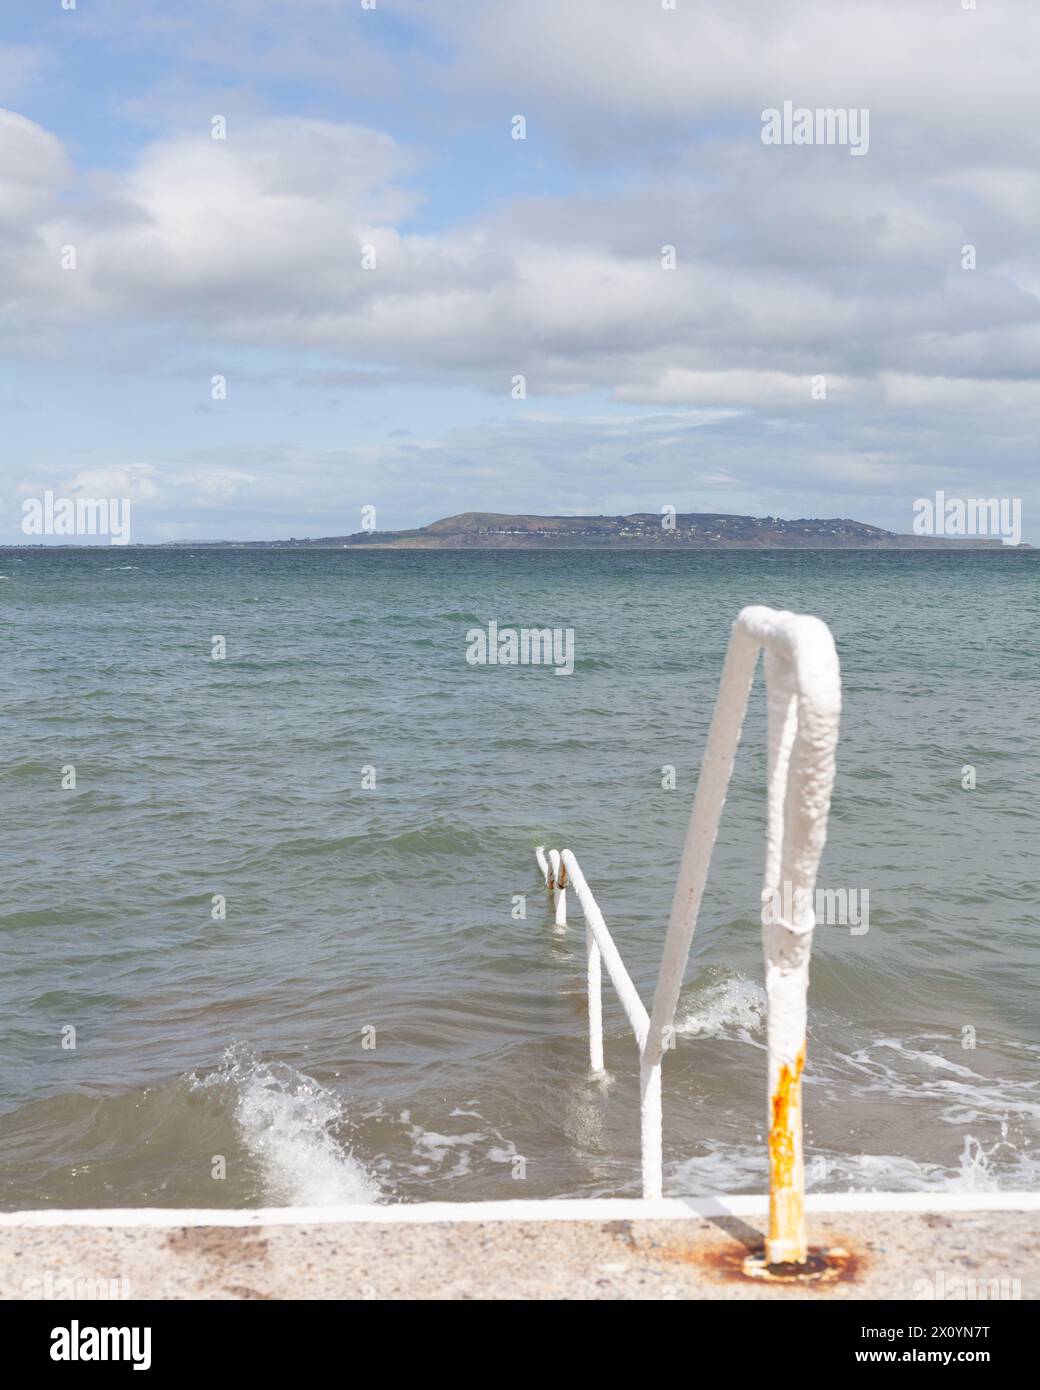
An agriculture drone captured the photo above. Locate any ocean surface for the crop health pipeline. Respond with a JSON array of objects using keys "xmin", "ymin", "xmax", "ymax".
[{"xmin": 0, "ymin": 546, "xmax": 1037, "ymax": 1210}]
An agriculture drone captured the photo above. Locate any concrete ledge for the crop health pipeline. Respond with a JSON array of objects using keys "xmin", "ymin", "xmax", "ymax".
[
  {"xmin": 1, "ymin": 1195, "xmax": 1037, "ymax": 1300},
  {"xmin": 0, "ymin": 1190, "xmax": 1038, "ymax": 1228}
]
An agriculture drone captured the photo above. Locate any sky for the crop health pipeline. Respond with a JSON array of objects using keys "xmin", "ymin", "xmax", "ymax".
[{"xmin": 1, "ymin": 0, "xmax": 1038, "ymax": 543}]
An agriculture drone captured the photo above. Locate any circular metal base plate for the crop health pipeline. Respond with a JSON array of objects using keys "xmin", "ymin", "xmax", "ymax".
[{"xmin": 741, "ymin": 1247, "xmax": 850, "ymax": 1283}]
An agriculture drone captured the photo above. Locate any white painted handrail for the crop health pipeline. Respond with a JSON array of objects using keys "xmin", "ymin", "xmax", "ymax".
[
  {"xmin": 561, "ymin": 851, "xmax": 649, "ymax": 1049},
  {"xmin": 536, "ymin": 845, "xmax": 568, "ymax": 928},
  {"xmin": 534, "ymin": 605, "xmax": 841, "ymax": 1265}
]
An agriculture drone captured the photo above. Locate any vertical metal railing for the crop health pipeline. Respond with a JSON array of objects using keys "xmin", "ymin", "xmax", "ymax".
[{"xmin": 534, "ymin": 604, "xmax": 841, "ymax": 1264}]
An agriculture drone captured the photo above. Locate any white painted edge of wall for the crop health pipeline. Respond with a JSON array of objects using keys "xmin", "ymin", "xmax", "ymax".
[{"xmin": 2, "ymin": 1192, "xmax": 1038, "ymax": 1229}]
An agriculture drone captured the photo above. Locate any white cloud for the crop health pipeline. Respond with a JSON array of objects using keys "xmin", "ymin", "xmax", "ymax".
[
  {"xmin": 4, "ymin": 105, "xmax": 1032, "ymax": 416},
  {"xmin": 416, "ymin": 0, "xmax": 1040, "ymax": 165},
  {"xmin": 0, "ymin": 109, "xmax": 68, "ymax": 240}
]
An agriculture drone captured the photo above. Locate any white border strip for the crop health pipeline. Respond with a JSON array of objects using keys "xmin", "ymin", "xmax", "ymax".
[{"xmin": 2, "ymin": 1192, "xmax": 1038, "ymax": 1229}]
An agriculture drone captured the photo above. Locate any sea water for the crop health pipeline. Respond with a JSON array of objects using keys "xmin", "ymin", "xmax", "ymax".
[{"xmin": 0, "ymin": 546, "xmax": 1036, "ymax": 1207}]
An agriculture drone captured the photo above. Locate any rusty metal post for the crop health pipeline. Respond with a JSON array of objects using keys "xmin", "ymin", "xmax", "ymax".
[{"xmin": 758, "ymin": 626, "xmax": 839, "ymax": 1267}]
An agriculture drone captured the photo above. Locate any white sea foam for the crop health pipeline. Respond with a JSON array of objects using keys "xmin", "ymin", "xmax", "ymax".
[
  {"xmin": 839, "ymin": 1037, "xmax": 1040, "ymax": 1124},
  {"xmin": 672, "ymin": 1133, "xmax": 1040, "ymax": 1197},
  {"xmin": 397, "ymin": 1106, "xmax": 518, "ymax": 1181},
  {"xmin": 675, "ymin": 976, "xmax": 767, "ymax": 1043},
  {"xmin": 193, "ymin": 1046, "xmax": 379, "ymax": 1206},
  {"xmin": 671, "ymin": 1144, "xmax": 768, "ymax": 1194}
]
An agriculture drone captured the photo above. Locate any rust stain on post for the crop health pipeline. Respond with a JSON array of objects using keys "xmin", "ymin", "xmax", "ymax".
[{"xmin": 767, "ymin": 1047, "xmax": 806, "ymax": 1265}]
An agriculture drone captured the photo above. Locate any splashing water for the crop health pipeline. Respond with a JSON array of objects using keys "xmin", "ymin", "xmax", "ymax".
[
  {"xmin": 676, "ymin": 975, "xmax": 768, "ymax": 1042},
  {"xmin": 192, "ymin": 1046, "xmax": 379, "ymax": 1206}
]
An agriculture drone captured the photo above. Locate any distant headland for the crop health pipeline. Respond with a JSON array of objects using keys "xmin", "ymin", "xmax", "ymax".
[
  {"xmin": 152, "ymin": 510, "xmax": 1025, "ymax": 550},
  {"xmin": 7, "ymin": 509, "xmax": 1031, "ymax": 550}
]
